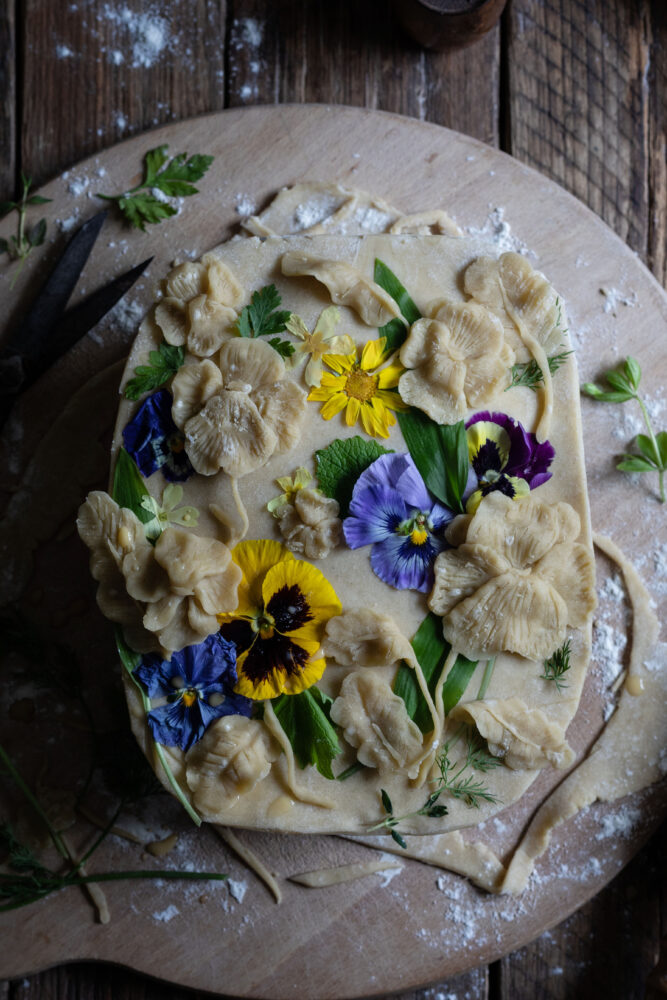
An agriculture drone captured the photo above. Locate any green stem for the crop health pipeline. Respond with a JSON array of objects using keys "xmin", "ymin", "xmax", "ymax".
[
  {"xmin": 476, "ymin": 657, "xmax": 496, "ymax": 700},
  {"xmin": 635, "ymin": 394, "xmax": 665, "ymax": 502},
  {"xmin": 0, "ymin": 744, "xmax": 68, "ymax": 860},
  {"xmin": 72, "ymin": 800, "xmax": 125, "ymax": 872}
]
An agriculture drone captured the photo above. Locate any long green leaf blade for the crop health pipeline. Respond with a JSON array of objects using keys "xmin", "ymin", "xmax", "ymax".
[
  {"xmin": 112, "ymin": 448, "xmax": 161, "ymax": 539},
  {"xmin": 374, "ymin": 259, "xmax": 421, "ymax": 324},
  {"xmin": 396, "ymin": 409, "xmax": 468, "ymax": 513}
]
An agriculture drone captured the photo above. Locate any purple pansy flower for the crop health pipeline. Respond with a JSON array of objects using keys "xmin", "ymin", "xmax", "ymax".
[
  {"xmin": 343, "ymin": 452, "xmax": 455, "ymax": 593},
  {"xmin": 134, "ymin": 633, "xmax": 252, "ymax": 752},
  {"xmin": 465, "ymin": 411, "xmax": 554, "ymax": 513},
  {"xmin": 123, "ymin": 389, "xmax": 193, "ymax": 482}
]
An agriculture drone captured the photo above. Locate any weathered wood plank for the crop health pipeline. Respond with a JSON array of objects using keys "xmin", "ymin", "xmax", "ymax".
[
  {"xmin": 498, "ymin": 821, "xmax": 667, "ymax": 1000},
  {"xmin": 20, "ymin": 0, "xmax": 227, "ymax": 188},
  {"xmin": 648, "ymin": 1, "xmax": 667, "ymax": 287},
  {"xmin": 506, "ymin": 0, "xmax": 650, "ymax": 258},
  {"xmin": 0, "ymin": 0, "xmax": 16, "ymax": 203},
  {"xmin": 226, "ymin": 0, "xmax": 499, "ymax": 145}
]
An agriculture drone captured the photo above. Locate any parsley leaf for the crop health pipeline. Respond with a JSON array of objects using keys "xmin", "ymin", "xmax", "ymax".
[
  {"xmin": 315, "ymin": 436, "xmax": 393, "ymax": 516},
  {"xmin": 272, "ymin": 687, "xmax": 341, "ymax": 779},
  {"xmin": 236, "ymin": 285, "xmax": 292, "ymax": 339},
  {"xmin": 98, "ymin": 144, "xmax": 214, "ymax": 231},
  {"xmin": 124, "ymin": 342, "xmax": 185, "ymax": 400},
  {"xmin": 267, "ymin": 336, "xmax": 296, "ymax": 359}
]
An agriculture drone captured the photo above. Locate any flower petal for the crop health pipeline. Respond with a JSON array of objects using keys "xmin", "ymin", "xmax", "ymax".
[{"xmin": 371, "ymin": 532, "xmax": 443, "ymax": 592}]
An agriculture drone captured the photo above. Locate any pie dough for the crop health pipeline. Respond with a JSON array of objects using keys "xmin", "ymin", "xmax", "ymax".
[{"xmin": 79, "ymin": 232, "xmax": 602, "ymax": 844}]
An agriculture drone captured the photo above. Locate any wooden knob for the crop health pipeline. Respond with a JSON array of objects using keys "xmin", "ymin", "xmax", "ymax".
[{"xmin": 393, "ymin": 0, "xmax": 508, "ymax": 50}]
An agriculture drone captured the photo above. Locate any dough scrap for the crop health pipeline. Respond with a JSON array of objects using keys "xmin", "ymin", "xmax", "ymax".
[
  {"xmin": 156, "ymin": 254, "xmax": 243, "ymax": 357},
  {"xmin": 186, "ymin": 716, "xmax": 280, "ymax": 812},
  {"xmin": 449, "ymin": 698, "xmax": 575, "ymax": 770}
]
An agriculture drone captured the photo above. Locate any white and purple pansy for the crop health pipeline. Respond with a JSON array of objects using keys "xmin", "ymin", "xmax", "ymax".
[
  {"xmin": 342, "ymin": 452, "xmax": 455, "ymax": 593},
  {"xmin": 123, "ymin": 388, "xmax": 194, "ymax": 483},
  {"xmin": 465, "ymin": 411, "xmax": 555, "ymax": 514},
  {"xmin": 134, "ymin": 633, "xmax": 252, "ymax": 752}
]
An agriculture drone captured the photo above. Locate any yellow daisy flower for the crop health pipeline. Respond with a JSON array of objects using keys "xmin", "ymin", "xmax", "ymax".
[
  {"xmin": 217, "ymin": 539, "xmax": 342, "ymax": 700},
  {"xmin": 308, "ymin": 338, "xmax": 408, "ymax": 439}
]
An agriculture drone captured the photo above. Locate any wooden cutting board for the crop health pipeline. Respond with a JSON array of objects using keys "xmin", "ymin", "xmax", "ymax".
[{"xmin": 0, "ymin": 105, "xmax": 665, "ymax": 998}]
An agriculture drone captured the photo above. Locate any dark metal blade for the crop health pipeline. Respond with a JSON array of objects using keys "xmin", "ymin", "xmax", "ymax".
[
  {"xmin": 36, "ymin": 256, "xmax": 153, "ymax": 374},
  {"xmin": 3, "ymin": 209, "xmax": 108, "ymax": 364}
]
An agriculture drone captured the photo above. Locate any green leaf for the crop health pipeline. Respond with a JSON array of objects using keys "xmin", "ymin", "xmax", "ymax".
[
  {"xmin": 0, "ymin": 238, "xmax": 8, "ymax": 254},
  {"xmin": 112, "ymin": 448, "xmax": 162, "ymax": 540},
  {"xmin": 27, "ymin": 195, "xmax": 51, "ymax": 206},
  {"xmin": 0, "ymin": 200, "xmax": 16, "ymax": 216},
  {"xmin": 507, "ymin": 350, "xmax": 572, "ymax": 391},
  {"xmin": 396, "ymin": 409, "xmax": 468, "ymax": 513},
  {"xmin": 28, "ymin": 218, "xmax": 47, "ymax": 247},
  {"xmin": 373, "ymin": 259, "xmax": 421, "ymax": 324},
  {"xmin": 390, "ymin": 828, "xmax": 408, "ymax": 849},
  {"xmin": 655, "ymin": 431, "xmax": 667, "ymax": 467},
  {"xmin": 605, "ymin": 371, "xmax": 634, "ymax": 395},
  {"xmin": 377, "ymin": 317, "xmax": 409, "ymax": 356},
  {"xmin": 155, "ymin": 152, "xmax": 214, "ymax": 188},
  {"xmin": 117, "ymin": 194, "xmax": 177, "ymax": 231},
  {"xmin": 635, "ymin": 434, "xmax": 660, "ymax": 466},
  {"xmin": 381, "ymin": 788, "xmax": 393, "ymax": 814},
  {"xmin": 236, "ymin": 285, "xmax": 291, "ymax": 339},
  {"xmin": 581, "ymin": 383, "xmax": 634, "ymax": 404},
  {"xmin": 267, "ymin": 336, "xmax": 295, "ymax": 359},
  {"xmin": 617, "ymin": 455, "xmax": 657, "ymax": 473},
  {"xmin": 315, "ymin": 436, "xmax": 393, "ymax": 516},
  {"xmin": 272, "ymin": 687, "xmax": 341, "ymax": 779},
  {"xmin": 624, "ymin": 356, "xmax": 642, "ymax": 391},
  {"xmin": 124, "ymin": 342, "xmax": 185, "ymax": 400},
  {"xmin": 142, "ymin": 145, "xmax": 171, "ymax": 186},
  {"xmin": 393, "ymin": 613, "xmax": 477, "ymax": 732}
]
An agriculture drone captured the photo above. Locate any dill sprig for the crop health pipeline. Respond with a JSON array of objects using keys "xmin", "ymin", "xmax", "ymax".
[
  {"xmin": 507, "ymin": 349, "xmax": 573, "ymax": 391},
  {"xmin": 367, "ymin": 729, "xmax": 501, "ymax": 847},
  {"xmin": 540, "ymin": 639, "xmax": 571, "ymax": 692}
]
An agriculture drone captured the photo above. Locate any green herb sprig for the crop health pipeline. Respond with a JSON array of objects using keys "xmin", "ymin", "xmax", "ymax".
[
  {"xmin": 582, "ymin": 356, "xmax": 667, "ymax": 503},
  {"xmin": 124, "ymin": 342, "xmax": 185, "ymax": 400},
  {"xmin": 540, "ymin": 639, "xmax": 571, "ymax": 692},
  {"xmin": 98, "ymin": 145, "xmax": 213, "ymax": 231},
  {"xmin": 507, "ymin": 349, "xmax": 573, "ymax": 391},
  {"xmin": 236, "ymin": 284, "xmax": 292, "ymax": 342},
  {"xmin": 368, "ymin": 788, "xmax": 448, "ymax": 849},
  {"xmin": 0, "ymin": 172, "xmax": 51, "ymax": 286}
]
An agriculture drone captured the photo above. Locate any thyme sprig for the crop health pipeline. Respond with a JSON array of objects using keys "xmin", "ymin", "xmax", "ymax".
[
  {"xmin": 368, "ymin": 729, "xmax": 501, "ymax": 848},
  {"xmin": 507, "ymin": 349, "xmax": 573, "ymax": 391},
  {"xmin": 0, "ymin": 172, "xmax": 51, "ymax": 286},
  {"xmin": 540, "ymin": 639, "xmax": 571, "ymax": 692},
  {"xmin": 582, "ymin": 356, "xmax": 667, "ymax": 503}
]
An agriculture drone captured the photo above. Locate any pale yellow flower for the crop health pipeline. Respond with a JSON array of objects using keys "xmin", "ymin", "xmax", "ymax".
[
  {"xmin": 285, "ymin": 307, "xmax": 355, "ymax": 387},
  {"xmin": 266, "ymin": 466, "xmax": 315, "ymax": 517}
]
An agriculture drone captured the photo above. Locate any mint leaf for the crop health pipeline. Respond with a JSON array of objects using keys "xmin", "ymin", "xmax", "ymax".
[
  {"xmin": 315, "ymin": 436, "xmax": 393, "ymax": 516},
  {"xmin": 374, "ymin": 259, "xmax": 421, "ymax": 324},
  {"xmin": 124, "ymin": 342, "xmax": 185, "ymax": 400},
  {"xmin": 112, "ymin": 448, "xmax": 161, "ymax": 541},
  {"xmin": 272, "ymin": 687, "xmax": 341, "ymax": 779},
  {"xmin": 393, "ymin": 613, "xmax": 477, "ymax": 732},
  {"xmin": 236, "ymin": 285, "xmax": 291, "ymax": 338},
  {"xmin": 397, "ymin": 409, "xmax": 468, "ymax": 514}
]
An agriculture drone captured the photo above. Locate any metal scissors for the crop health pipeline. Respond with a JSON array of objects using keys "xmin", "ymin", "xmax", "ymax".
[{"xmin": 0, "ymin": 209, "xmax": 152, "ymax": 428}]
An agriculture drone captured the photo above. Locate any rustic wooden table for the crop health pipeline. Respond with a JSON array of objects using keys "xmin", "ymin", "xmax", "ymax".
[{"xmin": 1, "ymin": 2, "xmax": 666, "ymax": 999}]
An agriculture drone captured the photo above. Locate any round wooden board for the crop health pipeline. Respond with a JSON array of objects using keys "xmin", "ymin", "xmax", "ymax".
[{"xmin": 0, "ymin": 105, "xmax": 665, "ymax": 998}]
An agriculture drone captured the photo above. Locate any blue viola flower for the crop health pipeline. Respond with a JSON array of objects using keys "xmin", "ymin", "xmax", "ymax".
[
  {"xmin": 134, "ymin": 633, "xmax": 252, "ymax": 752},
  {"xmin": 465, "ymin": 411, "xmax": 555, "ymax": 513},
  {"xmin": 343, "ymin": 453, "xmax": 455, "ymax": 593},
  {"xmin": 122, "ymin": 389, "xmax": 193, "ymax": 482}
]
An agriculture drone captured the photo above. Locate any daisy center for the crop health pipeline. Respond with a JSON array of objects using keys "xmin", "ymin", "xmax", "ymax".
[{"xmin": 344, "ymin": 369, "xmax": 378, "ymax": 402}]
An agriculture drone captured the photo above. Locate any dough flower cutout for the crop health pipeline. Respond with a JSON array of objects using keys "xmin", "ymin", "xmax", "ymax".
[
  {"xmin": 185, "ymin": 716, "xmax": 280, "ymax": 811},
  {"xmin": 284, "ymin": 307, "xmax": 355, "ymax": 387},
  {"xmin": 330, "ymin": 671, "xmax": 424, "ymax": 778},
  {"xmin": 77, "ymin": 492, "xmax": 242, "ymax": 655},
  {"xmin": 343, "ymin": 452, "xmax": 454, "ymax": 592},
  {"xmin": 171, "ymin": 338, "xmax": 307, "ymax": 477},
  {"xmin": 273, "ymin": 487, "xmax": 342, "ymax": 560},
  {"xmin": 398, "ymin": 299, "xmax": 514, "ymax": 424},
  {"xmin": 308, "ymin": 338, "xmax": 408, "ymax": 439},
  {"xmin": 155, "ymin": 254, "xmax": 243, "ymax": 357},
  {"xmin": 266, "ymin": 466, "xmax": 315, "ymax": 517},
  {"xmin": 324, "ymin": 608, "xmax": 414, "ymax": 667},
  {"xmin": 465, "ymin": 411, "xmax": 554, "ymax": 514},
  {"xmin": 429, "ymin": 492, "xmax": 596, "ymax": 661},
  {"xmin": 133, "ymin": 633, "xmax": 252, "ymax": 752},
  {"xmin": 122, "ymin": 389, "xmax": 193, "ymax": 482},
  {"xmin": 217, "ymin": 539, "xmax": 342, "ymax": 700}
]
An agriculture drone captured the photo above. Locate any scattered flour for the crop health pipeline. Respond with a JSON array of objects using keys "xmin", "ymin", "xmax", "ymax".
[
  {"xmin": 101, "ymin": 5, "xmax": 172, "ymax": 69},
  {"xmin": 233, "ymin": 17, "xmax": 263, "ymax": 48},
  {"xmin": 293, "ymin": 194, "xmax": 341, "ymax": 231},
  {"xmin": 106, "ymin": 296, "xmax": 146, "ymax": 336},
  {"xmin": 595, "ymin": 805, "xmax": 641, "ymax": 840},
  {"xmin": 56, "ymin": 44, "xmax": 74, "ymax": 59},
  {"xmin": 152, "ymin": 904, "xmax": 180, "ymax": 922},
  {"xmin": 227, "ymin": 879, "xmax": 247, "ymax": 903},
  {"xmin": 57, "ymin": 213, "xmax": 79, "ymax": 233},
  {"xmin": 463, "ymin": 206, "xmax": 533, "ymax": 256},
  {"xmin": 599, "ymin": 286, "xmax": 638, "ymax": 315},
  {"xmin": 67, "ymin": 176, "xmax": 90, "ymax": 197},
  {"xmin": 235, "ymin": 193, "xmax": 256, "ymax": 218}
]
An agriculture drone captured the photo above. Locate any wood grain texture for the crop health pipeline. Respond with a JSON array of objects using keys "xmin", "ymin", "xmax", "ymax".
[
  {"xmin": 19, "ymin": 0, "xmax": 227, "ymax": 189},
  {"xmin": 648, "ymin": 1, "xmax": 667, "ymax": 287},
  {"xmin": 0, "ymin": 0, "xmax": 16, "ymax": 201},
  {"xmin": 506, "ymin": 0, "xmax": 651, "ymax": 258},
  {"xmin": 226, "ymin": 0, "xmax": 499, "ymax": 144}
]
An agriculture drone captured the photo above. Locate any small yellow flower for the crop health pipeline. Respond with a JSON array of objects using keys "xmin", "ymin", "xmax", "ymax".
[
  {"xmin": 140, "ymin": 483, "xmax": 200, "ymax": 529},
  {"xmin": 217, "ymin": 539, "xmax": 342, "ymax": 700},
  {"xmin": 266, "ymin": 466, "xmax": 315, "ymax": 517},
  {"xmin": 285, "ymin": 307, "xmax": 355, "ymax": 387},
  {"xmin": 308, "ymin": 338, "xmax": 408, "ymax": 439}
]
